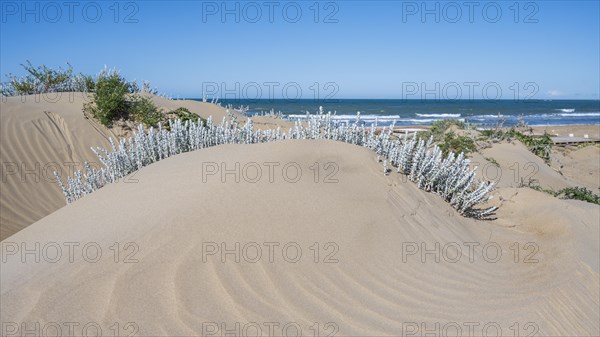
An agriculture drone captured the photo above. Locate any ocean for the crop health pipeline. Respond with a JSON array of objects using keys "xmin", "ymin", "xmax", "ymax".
[{"xmin": 191, "ymin": 99, "xmax": 600, "ymax": 127}]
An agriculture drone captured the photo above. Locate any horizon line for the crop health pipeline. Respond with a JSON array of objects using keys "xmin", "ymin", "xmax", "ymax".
[{"xmin": 177, "ymin": 97, "xmax": 600, "ymax": 101}]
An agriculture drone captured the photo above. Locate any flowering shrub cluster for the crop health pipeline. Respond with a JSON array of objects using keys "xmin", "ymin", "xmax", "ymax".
[
  {"xmin": 55, "ymin": 108, "xmax": 497, "ymax": 219},
  {"xmin": 1, "ymin": 62, "xmax": 158, "ymax": 97}
]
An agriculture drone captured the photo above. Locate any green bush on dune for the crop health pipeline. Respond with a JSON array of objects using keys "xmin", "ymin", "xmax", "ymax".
[
  {"xmin": 1, "ymin": 61, "xmax": 158, "ymax": 96},
  {"xmin": 2, "ymin": 61, "xmax": 203, "ymax": 128},
  {"xmin": 428, "ymin": 119, "xmax": 466, "ymax": 141},
  {"xmin": 525, "ymin": 181, "xmax": 599, "ymax": 205},
  {"xmin": 87, "ymin": 79, "xmax": 204, "ymax": 128},
  {"xmin": 75, "ymin": 74, "xmax": 96, "ymax": 92},
  {"xmin": 1, "ymin": 61, "xmax": 74, "ymax": 95},
  {"xmin": 129, "ymin": 104, "xmax": 207, "ymax": 130},
  {"xmin": 166, "ymin": 107, "xmax": 207, "ymax": 128},
  {"xmin": 438, "ymin": 132, "xmax": 476, "ymax": 158},
  {"xmin": 421, "ymin": 119, "xmax": 552, "ymax": 162},
  {"xmin": 513, "ymin": 132, "xmax": 553, "ymax": 162},
  {"xmin": 128, "ymin": 96, "xmax": 164, "ymax": 127},
  {"xmin": 419, "ymin": 119, "xmax": 476, "ymax": 158},
  {"xmin": 556, "ymin": 187, "xmax": 600, "ymax": 205},
  {"xmin": 82, "ymin": 68, "xmax": 168, "ymax": 127},
  {"xmin": 74, "ymin": 67, "xmax": 198, "ymax": 128},
  {"xmin": 84, "ymin": 69, "xmax": 130, "ymax": 126},
  {"xmin": 481, "ymin": 128, "xmax": 553, "ymax": 162}
]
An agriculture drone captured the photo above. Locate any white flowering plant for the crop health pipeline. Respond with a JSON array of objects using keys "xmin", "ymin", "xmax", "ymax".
[{"xmin": 55, "ymin": 107, "xmax": 497, "ymax": 219}]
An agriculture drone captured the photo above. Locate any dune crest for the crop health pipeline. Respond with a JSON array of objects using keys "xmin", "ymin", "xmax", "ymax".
[{"xmin": 2, "ymin": 140, "xmax": 597, "ymax": 336}]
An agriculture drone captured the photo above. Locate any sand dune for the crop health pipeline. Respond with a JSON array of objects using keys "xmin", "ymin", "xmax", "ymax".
[
  {"xmin": 476, "ymin": 141, "xmax": 575, "ymax": 190},
  {"xmin": 466, "ymin": 138, "xmax": 600, "ymax": 195},
  {"xmin": 2, "ymin": 140, "xmax": 598, "ymax": 336},
  {"xmin": 145, "ymin": 94, "xmax": 240, "ymax": 122},
  {"xmin": 550, "ymin": 145, "xmax": 600, "ymax": 192},
  {"xmin": 145, "ymin": 93, "xmax": 295, "ymax": 131},
  {"xmin": 0, "ymin": 93, "xmax": 231, "ymax": 240},
  {"xmin": 0, "ymin": 93, "xmax": 114, "ymax": 239}
]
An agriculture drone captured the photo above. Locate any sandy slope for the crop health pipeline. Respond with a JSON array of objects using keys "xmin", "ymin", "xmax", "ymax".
[
  {"xmin": 466, "ymin": 139, "xmax": 600, "ymax": 194},
  {"xmin": 0, "ymin": 93, "xmax": 232, "ymax": 240},
  {"xmin": 0, "ymin": 93, "xmax": 114, "ymax": 240},
  {"xmin": 145, "ymin": 93, "xmax": 295, "ymax": 131},
  {"xmin": 2, "ymin": 140, "xmax": 598, "ymax": 336},
  {"xmin": 477, "ymin": 141, "xmax": 574, "ymax": 189},
  {"xmin": 550, "ymin": 145, "xmax": 600, "ymax": 192}
]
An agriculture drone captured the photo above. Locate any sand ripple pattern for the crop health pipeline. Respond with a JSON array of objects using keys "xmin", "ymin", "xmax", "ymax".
[{"xmin": 1, "ymin": 140, "xmax": 598, "ymax": 336}]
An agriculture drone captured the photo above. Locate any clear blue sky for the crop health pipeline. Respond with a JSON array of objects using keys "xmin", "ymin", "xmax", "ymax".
[{"xmin": 1, "ymin": 1, "xmax": 599, "ymax": 99}]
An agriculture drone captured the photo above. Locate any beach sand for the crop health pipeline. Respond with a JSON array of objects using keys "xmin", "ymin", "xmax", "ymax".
[
  {"xmin": 0, "ymin": 93, "xmax": 234, "ymax": 240},
  {"xmin": 1, "ymin": 95, "xmax": 598, "ymax": 336}
]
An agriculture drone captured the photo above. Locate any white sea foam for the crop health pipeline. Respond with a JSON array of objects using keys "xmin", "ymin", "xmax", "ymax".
[
  {"xmin": 402, "ymin": 119, "xmax": 439, "ymax": 123},
  {"xmin": 467, "ymin": 114, "xmax": 506, "ymax": 119},
  {"xmin": 415, "ymin": 113, "xmax": 461, "ymax": 118},
  {"xmin": 555, "ymin": 108, "xmax": 575, "ymax": 113},
  {"xmin": 289, "ymin": 114, "xmax": 402, "ymax": 121},
  {"xmin": 287, "ymin": 114, "xmax": 466, "ymax": 124},
  {"xmin": 558, "ymin": 112, "xmax": 600, "ymax": 117},
  {"xmin": 399, "ymin": 118, "xmax": 466, "ymax": 124}
]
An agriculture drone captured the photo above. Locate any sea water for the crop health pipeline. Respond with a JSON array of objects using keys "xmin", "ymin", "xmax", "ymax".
[{"xmin": 200, "ymin": 99, "xmax": 600, "ymax": 127}]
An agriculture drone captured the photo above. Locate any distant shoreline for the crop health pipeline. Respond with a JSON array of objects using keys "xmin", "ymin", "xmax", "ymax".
[{"xmin": 181, "ymin": 98, "xmax": 600, "ymax": 127}]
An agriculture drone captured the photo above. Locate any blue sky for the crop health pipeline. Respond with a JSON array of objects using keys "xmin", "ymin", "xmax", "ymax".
[{"xmin": 1, "ymin": 0, "xmax": 599, "ymax": 99}]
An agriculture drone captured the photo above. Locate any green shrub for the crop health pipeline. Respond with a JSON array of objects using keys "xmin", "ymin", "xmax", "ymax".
[
  {"xmin": 127, "ymin": 104, "xmax": 206, "ymax": 129},
  {"xmin": 129, "ymin": 96, "xmax": 163, "ymax": 127},
  {"xmin": 82, "ymin": 68, "xmax": 166, "ymax": 127},
  {"xmin": 524, "ymin": 183, "xmax": 599, "ymax": 205},
  {"xmin": 556, "ymin": 187, "xmax": 600, "ymax": 205},
  {"xmin": 427, "ymin": 119, "xmax": 466, "ymax": 141},
  {"xmin": 3, "ymin": 61, "xmax": 169, "ymax": 128},
  {"xmin": 525, "ymin": 182, "xmax": 556, "ymax": 196},
  {"xmin": 84, "ymin": 69, "xmax": 129, "ymax": 126},
  {"xmin": 1, "ymin": 61, "xmax": 97, "ymax": 95},
  {"xmin": 166, "ymin": 107, "xmax": 206, "ymax": 126},
  {"xmin": 1, "ymin": 61, "xmax": 159, "ymax": 97},
  {"xmin": 23, "ymin": 60, "xmax": 72, "ymax": 93},
  {"xmin": 480, "ymin": 128, "xmax": 552, "ymax": 162},
  {"xmin": 74, "ymin": 73, "xmax": 96, "ymax": 92},
  {"xmin": 438, "ymin": 132, "xmax": 476, "ymax": 158},
  {"xmin": 415, "ymin": 119, "xmax": 474, "ymax": 158},
  {"xmin": 480, "ymin": 129, "xmax": 512, "ymax": 141},
  {"xmin": 3, "ymin": 61, "xmax": 74, "ymax": 95},
  {"xmin": 513, "ymin": 132, "xmax": 552, "ymax": 162}
]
